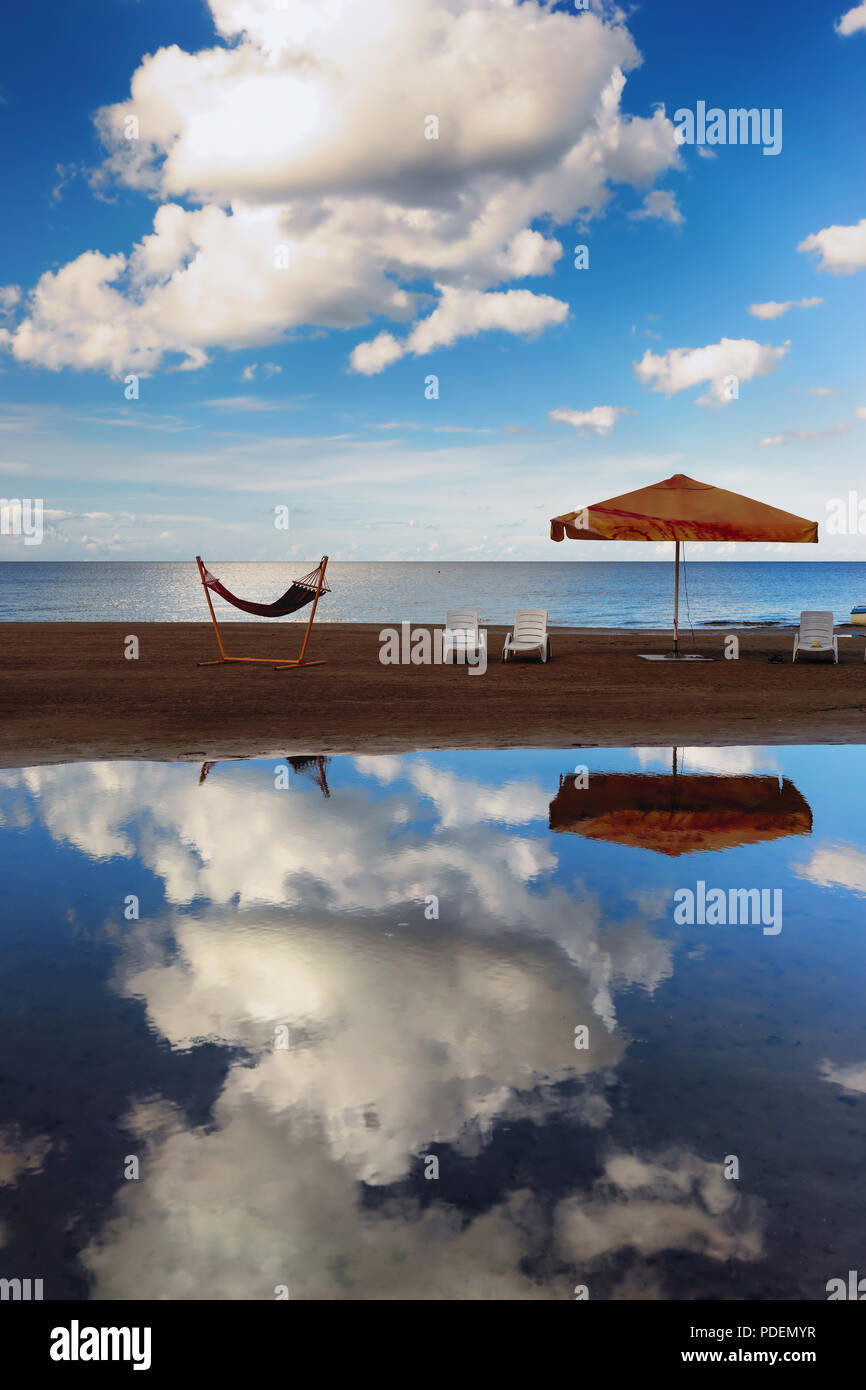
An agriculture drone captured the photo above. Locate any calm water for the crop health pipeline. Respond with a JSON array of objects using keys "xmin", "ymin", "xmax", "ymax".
[
  {"xmin": 2, "ymin": 560, "xmax": 866, "ymax": 627},
  {"xmin": 0, "ymin": 745, "xmax": 864, "ymax": 1300}
]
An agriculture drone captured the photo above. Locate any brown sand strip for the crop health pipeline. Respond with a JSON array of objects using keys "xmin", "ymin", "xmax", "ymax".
[{"xmin": 1, "ymin": 622, "xmax": 865, "ymax": 766}]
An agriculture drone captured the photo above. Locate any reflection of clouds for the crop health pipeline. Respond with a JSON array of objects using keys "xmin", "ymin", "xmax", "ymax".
[
  {"xmin": 78, "ymin": 901, "xmax": 752, "ymax": 1301},
  {"xmin": 0, "ymin": 770, "xmax": 33, "ymax": 829},
  {"xmin": 633, "ymin": 747, "xmax": 779, "ymax": 776},
  {"xmin": 0, "ymin": 1125, "xmax": 52, "ymax": 1188},
  {"xmin": 354, "ymin": 756, "xmax": 552, "ymax": 827},
  {"xmin": 5, "ymin": 754, "xmax": 732, "ymax": 1297},
  {"xmin": 114, "ymin": 910, "xmax": 625, "ymax": 1185},
  {"xmin": 2, "ymin": 760, "xmax": 673, "ymax": 1022},
  {"xmin": 556, "ymin": 1149, "xmax": 764, "ymax": 1266},
  {"xmin": 81, "ymin": 1084, "xmax": 764, "ymax": 1299},
  {"xmin": 86, "ymin": 900, "xmax": 632, "ymax": 1297},
  {"xmin": 0, "ymin": 1125, "xmax": 52, "ymax": 1249},
  {"xmin": 795, "ymin": 843, "xmax": 866, "ymax": 896},
  {"xmin": 18, "ymin": 764, "xmax": 136, "ymax": 860},
  {"xmin": 818, "ymin": 1059, "xmax": 866, "ymax": 1095},
  {"xmin": 83, "ymin": 1094, "xmax": 558, "ymax": 1300}
]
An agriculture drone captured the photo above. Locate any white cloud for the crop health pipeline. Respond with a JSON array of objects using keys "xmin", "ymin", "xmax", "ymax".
[
  {"xmin": 807, "ymin": 386, "xmax": 838, "ymax": 396},
  {"xmin": 349, "ymin": 331, "xmax": 405, "ymax": 376},
  {"xmin": 0, "ymin": 285, "xmax": 21, "ymax": 320},
  {"xmin": 747, "ymin": 296, "xmax": 822, "ymax": 319},
  {"xmin": 759, "ymin": 423, "xmax": 852, "ymax": 445},
  {"xmin": 634, "ymin": 337, "xmax": 789, "ymax": 406},
  {"xmin": 2, "ymin": 0, "xmax": 680, "ymax": 376},
  {"xmin": 549, "ymin": 405, "xmax": 632, "ymax": 437},
  {"xmin": 798, "ymin": 218, "xmax": 866, "ymax": 274},
  {"xmin": 835, "ymin": 2, "xmax": 866, "ymax": 36},
  {"xmin": 201, "ymin": 395, "xmax": 297, "ymax": 411},
  {"xmin": 855, "ymin": 406, "xmax": 866, "ymax": 420},
  {"xmin": 627, "ymin": 190, "xmax": 683, "ymax": 225},
  {"xmin": 350, "ymin": 285, "xmax": 569, "ymax": 374}
]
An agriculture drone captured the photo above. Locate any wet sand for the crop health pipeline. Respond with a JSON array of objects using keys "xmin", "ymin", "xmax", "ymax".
[{"xmin": 1, "ymin": 621, "xmax": 865, "ymax": 766}]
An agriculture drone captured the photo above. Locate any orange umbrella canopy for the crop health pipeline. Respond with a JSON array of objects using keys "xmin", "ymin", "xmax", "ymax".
[
  {"xmin": 550, "ymin": 473, "xmax": 818, "ymax": 544},
  {"xmin": 549, "ymin": 772, "xmax": 813, "ymax": 856}
]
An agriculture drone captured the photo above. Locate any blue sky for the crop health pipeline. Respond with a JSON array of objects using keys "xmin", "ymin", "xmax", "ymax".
[{"xmin": 0, "ymin": 0, "xmax": 865, "ymax": 560}]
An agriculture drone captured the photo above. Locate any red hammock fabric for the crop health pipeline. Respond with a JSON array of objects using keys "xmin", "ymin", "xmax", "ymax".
[{"xmin": 200, "ymin": 560, "xmax": 330, "ymax": 617}]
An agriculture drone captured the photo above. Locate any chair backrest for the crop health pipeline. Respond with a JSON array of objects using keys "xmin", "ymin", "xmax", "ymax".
[
  {"xmin": 513, "ymin": 609, "xmax": 548, "ymax": 641},
  {"xmin": 445, "ymin": 609, "xmax": 478, "ymax": 633},
  {"xmin": 798, "ymin": 610, "xmax": 834, "ymax": 640}
]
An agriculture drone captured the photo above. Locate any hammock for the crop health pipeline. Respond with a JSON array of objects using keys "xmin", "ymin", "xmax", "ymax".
[
  {"xmin": 195, "ymin": 554, "xmax": 330, "ymax": 668},
  {"xmin": 200, "ymin": 560, "xmax": 330, "ymax": 617}
]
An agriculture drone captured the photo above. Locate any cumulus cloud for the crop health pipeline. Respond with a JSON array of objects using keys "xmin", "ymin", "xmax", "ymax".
[
  {"xmin": 748, "ymin": 296, "xmax": 822, "ymax": 319},
  {"xmin": 627, "ymin": 190, "xmax": 683, "ymax": 224},
  {"xmin": 0, "ymin": 285, "xmax": 21, "ymax": 322},
  {"xmin": 798, "ymin": 218, "xmax": 866, "ymax": 274},
  {"xmin": 549, "ymin": 405, "xmax": 632, "ymax": 436},
  {"xmin": 634, "ymin": 337, "xmax": 789, "ymax": 406},
  {"xmin": 1, "ymin": 0, "xmax": 681, "ymax": 376},
  {"xmin": 350, "ymin": 284, "xmax": 568, "ymax": 373},
  {"xmin": 835, "ymin": 2, "xmax": 866, "ymax": 36}
]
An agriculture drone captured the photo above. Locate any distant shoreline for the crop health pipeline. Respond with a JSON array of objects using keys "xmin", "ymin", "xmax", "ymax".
[{"xmin": 2, "ymin": 621, "xmax": 865, "ymax": 767}]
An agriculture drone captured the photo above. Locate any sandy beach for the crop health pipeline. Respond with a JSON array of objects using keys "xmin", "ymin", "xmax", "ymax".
[{"xmin": 1, "ymin": 620, "xmax": 864, "ymax": 766}]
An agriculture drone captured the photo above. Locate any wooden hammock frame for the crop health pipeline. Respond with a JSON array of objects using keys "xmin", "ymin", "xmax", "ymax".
[{"xmin": 195, "ymin": 554, "xmax": 329, "ymax": 669}]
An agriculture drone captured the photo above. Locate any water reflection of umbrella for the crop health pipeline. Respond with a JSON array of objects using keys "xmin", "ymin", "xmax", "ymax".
[{"xmin": 549, "ymin": 754, "xmax": 812, "ymax": 855}]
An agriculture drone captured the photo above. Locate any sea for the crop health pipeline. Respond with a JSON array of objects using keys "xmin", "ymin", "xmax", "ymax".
[{"xmin": 2, "ymin": 559, "xmax": 866, "ymax": 627}]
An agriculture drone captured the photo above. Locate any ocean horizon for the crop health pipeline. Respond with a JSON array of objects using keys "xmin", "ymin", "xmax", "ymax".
[{"xmin": 2, "ymin": 559, "xmax": 866, "ymax": 628}]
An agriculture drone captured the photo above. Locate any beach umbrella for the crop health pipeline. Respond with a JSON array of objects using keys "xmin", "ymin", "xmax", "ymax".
[
  {"xmin": 550, "ymin": 473, "xmax": 818, "ymax": 658},
  {"xmin": 549, "ymin": 755, "xmax": 812, "ymax": 856}
]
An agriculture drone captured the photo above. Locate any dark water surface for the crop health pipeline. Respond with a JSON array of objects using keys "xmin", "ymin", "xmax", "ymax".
[{"xmin": 0, "ymin": 746, "xmax": 864, "ymax": 1300}]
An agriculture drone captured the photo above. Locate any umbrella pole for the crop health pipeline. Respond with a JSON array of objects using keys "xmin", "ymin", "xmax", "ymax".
[{"xmin": 673, "ymin": 541, "xmax": 680, "ymax": 656}]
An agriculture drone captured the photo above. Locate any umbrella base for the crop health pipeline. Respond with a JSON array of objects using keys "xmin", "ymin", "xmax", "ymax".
[{"xmin": 637, "ymin": 653, "xmax": 715, "ymax": 661}]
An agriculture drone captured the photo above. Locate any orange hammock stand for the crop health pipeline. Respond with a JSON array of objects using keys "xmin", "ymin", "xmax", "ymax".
[{"xmin": 195, "ymin": 554, "xmax": 329, "ymax": 669}]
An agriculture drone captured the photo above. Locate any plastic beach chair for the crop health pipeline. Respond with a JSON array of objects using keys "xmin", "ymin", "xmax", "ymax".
[
  {"xmin": 443, "ymin": 610, "xmax": 484, "ymax": 664},
  {"xmin": 502, "ymin": 610, "xmax": 552, "ymax": 663},
  {"xmin": 792, "ymin": 611, "xmax": 838, "ymax": 663}
]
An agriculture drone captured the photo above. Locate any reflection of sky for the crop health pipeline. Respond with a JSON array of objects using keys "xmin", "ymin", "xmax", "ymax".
[{"xmin": 0, "ymin": 746, "xmax": 864, "ymax": 1300}]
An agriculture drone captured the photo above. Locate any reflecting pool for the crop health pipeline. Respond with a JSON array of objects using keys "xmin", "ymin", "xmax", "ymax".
[{"xmin": 0, "ymin": 746, "xmax": 864, "ymax": 1300}]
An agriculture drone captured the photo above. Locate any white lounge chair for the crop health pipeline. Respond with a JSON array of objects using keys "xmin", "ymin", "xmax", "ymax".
[
  {"xmin": 792, "ymin": 611, "xmax": 838, "ymax": 663},
  {"xmin": 502, "ymin": 610, "xmax": 551, "ymax": 663},
  {"xmin": 443, "ymin": 609, "xmax": 485, "ymax": 664}
]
